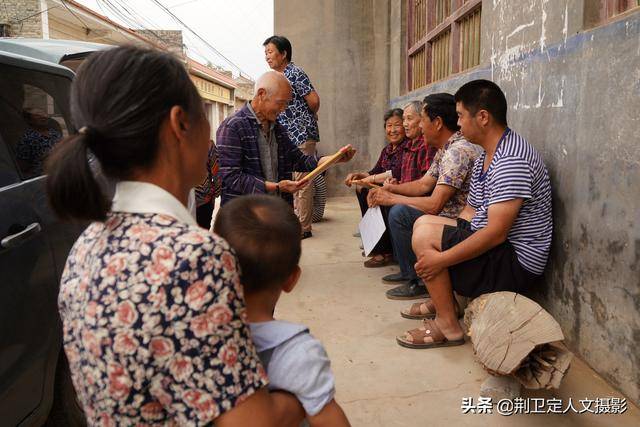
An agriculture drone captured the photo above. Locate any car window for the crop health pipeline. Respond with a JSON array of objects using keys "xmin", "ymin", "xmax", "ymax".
[
  {"xmin": 0, "ymin": 64, "xmax": 72, "ymax": 181},
  {"xmin": 0, "ymin": 134, "xmax": 20, "ymax": 189}
]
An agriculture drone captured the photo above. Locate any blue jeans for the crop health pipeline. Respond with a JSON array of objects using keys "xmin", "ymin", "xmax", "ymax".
[{"xmin": 388, "ymin": 204, "xmax": 425, "ymax": 280}]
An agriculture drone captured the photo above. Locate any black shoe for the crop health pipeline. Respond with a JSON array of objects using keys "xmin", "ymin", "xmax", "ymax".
[
  {"xmin": 382, "ymin": 272, "xmax": 409, "ymax": 283},
  {"xmin": 301, "ymin": 231, "xmax": 313, "ymax": 239},
  {"xmin": 386, "ymin": 280, "xmax": 428, "ymax": 300}
]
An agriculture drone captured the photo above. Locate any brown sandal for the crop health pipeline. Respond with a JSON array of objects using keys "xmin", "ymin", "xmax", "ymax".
[
  {"xmin": 364, "ymin": 253, "xmax": 394, "ymax": 268},
  {"xmin": 400, "ymin": 298, "xmax": 462, "ymax": 320},
  {"xmin": 396, "ymin": 319, "xmax": 465, "ymax": 349}
]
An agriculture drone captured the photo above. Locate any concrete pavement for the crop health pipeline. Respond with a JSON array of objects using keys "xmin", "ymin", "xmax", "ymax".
[{"xmin": 274, "ymin": 197, "xmax": 640, "ymax": 427}]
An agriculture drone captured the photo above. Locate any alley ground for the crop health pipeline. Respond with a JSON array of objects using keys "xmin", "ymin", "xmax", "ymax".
[{"xmin": 274, "ymin": 197, "xmax": 640, "ymax": 427}]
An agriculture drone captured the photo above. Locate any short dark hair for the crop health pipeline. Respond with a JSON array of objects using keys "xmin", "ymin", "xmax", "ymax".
[
  {"xmin": 454, "ymin": 79, "xmax": 508, "ymax": 126},
  {"xmin": 263, "ymin": 35, "xmax": 293, "ymax": 62},
  {"xmin": 422, "ymin": 93, "xmax": 460, "ymax": 132},
  {"xmin": 383, "ymin": 108, "xmax": 404, "ymax": 126},
  {"xmin": 45, "ymin": 46, "xmax": 203, "ymax": 221},
  {"xmin": 214, "ymin": 195, "xmax": 302, "ymax": 293}
]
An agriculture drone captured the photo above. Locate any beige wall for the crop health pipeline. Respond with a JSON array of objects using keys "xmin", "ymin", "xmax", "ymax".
[
  {"xmin": 276, "ymin": 0, "xmax": 640, "ymax": 406},
  {"xmin": 275, "ymin": 0, "xmax": 391, "ymax": 196}
]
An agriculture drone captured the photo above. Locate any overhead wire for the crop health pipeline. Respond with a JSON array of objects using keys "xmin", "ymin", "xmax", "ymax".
[{"xmin": 149, "ymin": 0, "xmax": 250, "ymax": 76}]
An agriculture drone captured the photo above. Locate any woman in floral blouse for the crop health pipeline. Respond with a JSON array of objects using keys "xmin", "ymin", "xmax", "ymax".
[
  {"xmin": 344, "ymin": 109, "xmax": 408, "ymax": 268},
  {"xmin": 45, "ymin": 46, "xmax": 297, "ymax": 426}
]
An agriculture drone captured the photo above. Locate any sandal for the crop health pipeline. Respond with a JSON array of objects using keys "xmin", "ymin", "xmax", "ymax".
[
  {"xmin": 400, "ymin": 298, "xmax": 462, "ymax": 320},
  {"xmin": 396, "ymin": 319, "xmax": 465, "ymax": 349},
  {"xmin": 364, "ymin": 253, "xmax": 394, "ymax": 268}
]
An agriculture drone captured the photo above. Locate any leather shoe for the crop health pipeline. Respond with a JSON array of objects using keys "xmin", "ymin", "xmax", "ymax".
[
  {"xmin": 386, "ymin": 280, "xmax": 428, "ymax": 300},
  {"xmin": 382, "ymin": 272, "xmax": 409, "ymax": 283}
]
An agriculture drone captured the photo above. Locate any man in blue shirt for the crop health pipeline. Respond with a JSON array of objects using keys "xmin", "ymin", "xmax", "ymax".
[{"xmin": 396, "ymin": 80, "xmax": 553, "ymax": 350}]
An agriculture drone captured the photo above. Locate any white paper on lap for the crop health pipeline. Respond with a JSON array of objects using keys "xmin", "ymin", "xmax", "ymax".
[{"xmin": 358, "ymin": 206, "xmax": 386, "ymax": 257}]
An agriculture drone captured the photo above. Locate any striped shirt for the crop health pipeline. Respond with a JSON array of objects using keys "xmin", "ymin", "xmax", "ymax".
[{"xmin": 468, "ymin": 128, "xmax": 552, "ymax": 275}]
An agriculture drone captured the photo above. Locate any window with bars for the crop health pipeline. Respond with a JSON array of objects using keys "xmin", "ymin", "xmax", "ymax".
[
  {"xmin": 585, "ymin": 0, "xmax": 639, "ymax": 27},
  {"xmin": 406, "ymin": 0, "xmax": 482, "ymax": 91}
]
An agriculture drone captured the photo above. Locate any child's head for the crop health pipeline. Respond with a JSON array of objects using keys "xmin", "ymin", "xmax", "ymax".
[{"xmin": 214, "ymin": 195, "xmax": 302, "ymax": 295}]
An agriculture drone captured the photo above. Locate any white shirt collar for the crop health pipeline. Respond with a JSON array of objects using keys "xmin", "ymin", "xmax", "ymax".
[{"xmin": 111, "ymin": 181, "xmax": 197, "ymax": 226}]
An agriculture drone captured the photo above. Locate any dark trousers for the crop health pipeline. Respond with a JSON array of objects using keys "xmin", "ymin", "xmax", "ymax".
[
  {"xmin": 388, "ymin": 204, "xmax": 425, "ymax": 280},
  {"xmin": 356, "ymin": 188, "xmax": 393, "ymax": 255},
  {"xmin": 196, "ymin": 202, "xmax": 214, "ymax": 229}
]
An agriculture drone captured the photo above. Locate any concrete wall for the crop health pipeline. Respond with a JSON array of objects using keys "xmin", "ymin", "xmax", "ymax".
[
  {"xmin": 276, "ymin": 0, "xmax": 640, "ymax": 405},
  {"xmin": 275, "ymin": 0, "xmax": 391, "ymax": 195},
  {"xmin": 397, "ymin": 2, "xmax": 640, "ymax": 406}
]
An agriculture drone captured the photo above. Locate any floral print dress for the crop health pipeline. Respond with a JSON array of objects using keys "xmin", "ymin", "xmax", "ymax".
[{"xmin": 58, "ymin": 212, "xmax": 268, "ymax": 426}]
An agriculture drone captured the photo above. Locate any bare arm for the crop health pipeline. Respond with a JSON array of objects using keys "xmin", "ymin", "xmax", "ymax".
[
  {"xmin": 443, "ymin": 198, "xmax": 522, "ymax": 262},
  {"xmin": 377, "ymin": 184, "xmax": 456, "ymax": 215},
  {"xmin": 216, "ymin": 388, "xmax": 277, "ymax": 427},
  {"xmin": 307, "ymin": 399, "xmax": 351, "ymax": 427},
  {"xmin": 386, "ymin": 174, "xmax": 437, "ymax": 197},
  {"xmin": 304, "ymin": 91, "xmax": 320, "ymax": 114},
  {"xmin": 416, "ymin": 199, "xmax": 523, "ymax": 280}
]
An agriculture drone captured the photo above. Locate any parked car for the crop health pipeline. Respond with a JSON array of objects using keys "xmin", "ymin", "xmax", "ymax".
[{"xmin": 0, "ymin": 38, "xmax": 107, "ymax": 426}]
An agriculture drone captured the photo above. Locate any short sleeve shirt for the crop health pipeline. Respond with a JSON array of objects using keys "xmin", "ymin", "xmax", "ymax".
[
  {"xmin": 59, "ymin": 211, "xmax": 268, "ymax": 425},
  {"xmin": 468, "ymin": 128, "xmax": 553, "ymax": 275},
  {"xmin": 250, "ymin": 321, "xmax": 335, "ymax": 417},
  {"xmin": 278, "ymin": 62, "xmax": 320, "ymax": 145},
  {"xmin": 426, "ymin": 132, "xmax": 483, "ymax": 218}
]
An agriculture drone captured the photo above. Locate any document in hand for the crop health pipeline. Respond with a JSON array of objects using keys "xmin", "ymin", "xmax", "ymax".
[{"xmin": 358, "ymin": 206, "xmax": 386, "ymax": 256}]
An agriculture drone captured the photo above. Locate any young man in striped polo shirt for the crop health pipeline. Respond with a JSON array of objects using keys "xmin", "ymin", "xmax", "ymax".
[{"xmin": 396, "ymin": 79, "xmax": 553, "ymax": 349}]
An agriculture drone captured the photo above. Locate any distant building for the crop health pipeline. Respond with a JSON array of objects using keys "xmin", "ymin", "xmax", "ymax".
[{"xmin": 0, "ymin": 0, "xmax": 253, "ymax": 141}]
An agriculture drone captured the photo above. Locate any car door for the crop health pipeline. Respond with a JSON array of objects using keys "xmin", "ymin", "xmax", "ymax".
[{"xmin": 0, "ymin": 58, "xmax": 77, "ymax": 426}]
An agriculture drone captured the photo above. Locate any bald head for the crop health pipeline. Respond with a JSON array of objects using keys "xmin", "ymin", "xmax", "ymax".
[
  {"xmin": 251, "ymin": 71, "xmax": 292, "ymax": 123},
  {"xmin": 254, "ymin": 71, "xmax": 291, "ymax": 98}
]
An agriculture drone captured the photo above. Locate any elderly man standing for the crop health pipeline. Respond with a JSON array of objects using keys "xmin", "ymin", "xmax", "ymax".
[
  {"xmin": 217, "ymin": 71, "xmax": 354, "ymax": 215},
  {"xmin": 264, "ymin": 35, "xmax": 321, "ymax": 238}
]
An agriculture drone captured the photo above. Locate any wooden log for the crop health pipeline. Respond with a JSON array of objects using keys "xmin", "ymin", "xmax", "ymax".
[
  {"xmin": 513, "ymin": 342, "xmax": 574, "ymax": 390},
  {"xmin": 464, "ymin": 292, "xmax": 574, "ymax": 389},
  {"xmin": 465, "ymin": 292, "xmax": 564, "ymax": 376}
]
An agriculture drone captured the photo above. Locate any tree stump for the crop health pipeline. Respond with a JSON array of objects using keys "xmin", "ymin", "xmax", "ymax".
[{"xmin": 464, "ymin": 292, "xmax": 573, "ymax": 389}]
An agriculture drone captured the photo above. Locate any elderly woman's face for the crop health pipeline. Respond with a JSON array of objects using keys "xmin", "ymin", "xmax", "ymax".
[
  {"xmin": 403, "ymin": 106, "xmax": 422, "ymax": 140},
  {"xmin": 385, "ymin": 115, "xmax": 405, "ymax": 145},
  {"xmin": 265, "ymin": 43, "xmax": 287, "ymax": 71}
]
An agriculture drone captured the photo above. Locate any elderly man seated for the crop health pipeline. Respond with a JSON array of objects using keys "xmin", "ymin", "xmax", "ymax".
[
  {"xmin": 217, "ymin": 71, "xmax": 354, "ymax": 231},
  {"xmin": 367, "ymin": 93, "xmax": 482, "ymax": 300}
]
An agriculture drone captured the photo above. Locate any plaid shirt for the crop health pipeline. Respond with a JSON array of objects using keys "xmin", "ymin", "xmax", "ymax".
[
  {"xmin": 217, "ymin": 104, "xmax": 318, "ymax": 205},
  {"xmin": 368, "ymin": 138, "xmax": 408, "ymax": 180},
  {"xmin": 400, "ymin": 135, "xmax": 437, "ymax": 183}
]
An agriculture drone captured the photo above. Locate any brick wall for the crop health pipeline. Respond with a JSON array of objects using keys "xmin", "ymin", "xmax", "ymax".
[
  {"xmin": 134, "ymin": 29, "xmax": 184, "ymax": 55},
  {"xmin": 0, "ymin": 0, "xmax": 43, "ymax": 38}
]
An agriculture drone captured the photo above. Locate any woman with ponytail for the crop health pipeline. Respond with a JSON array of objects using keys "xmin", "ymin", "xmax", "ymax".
[{"xmin": 47, "ymin": 46, "xmax": 297, "ymax": 426}]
